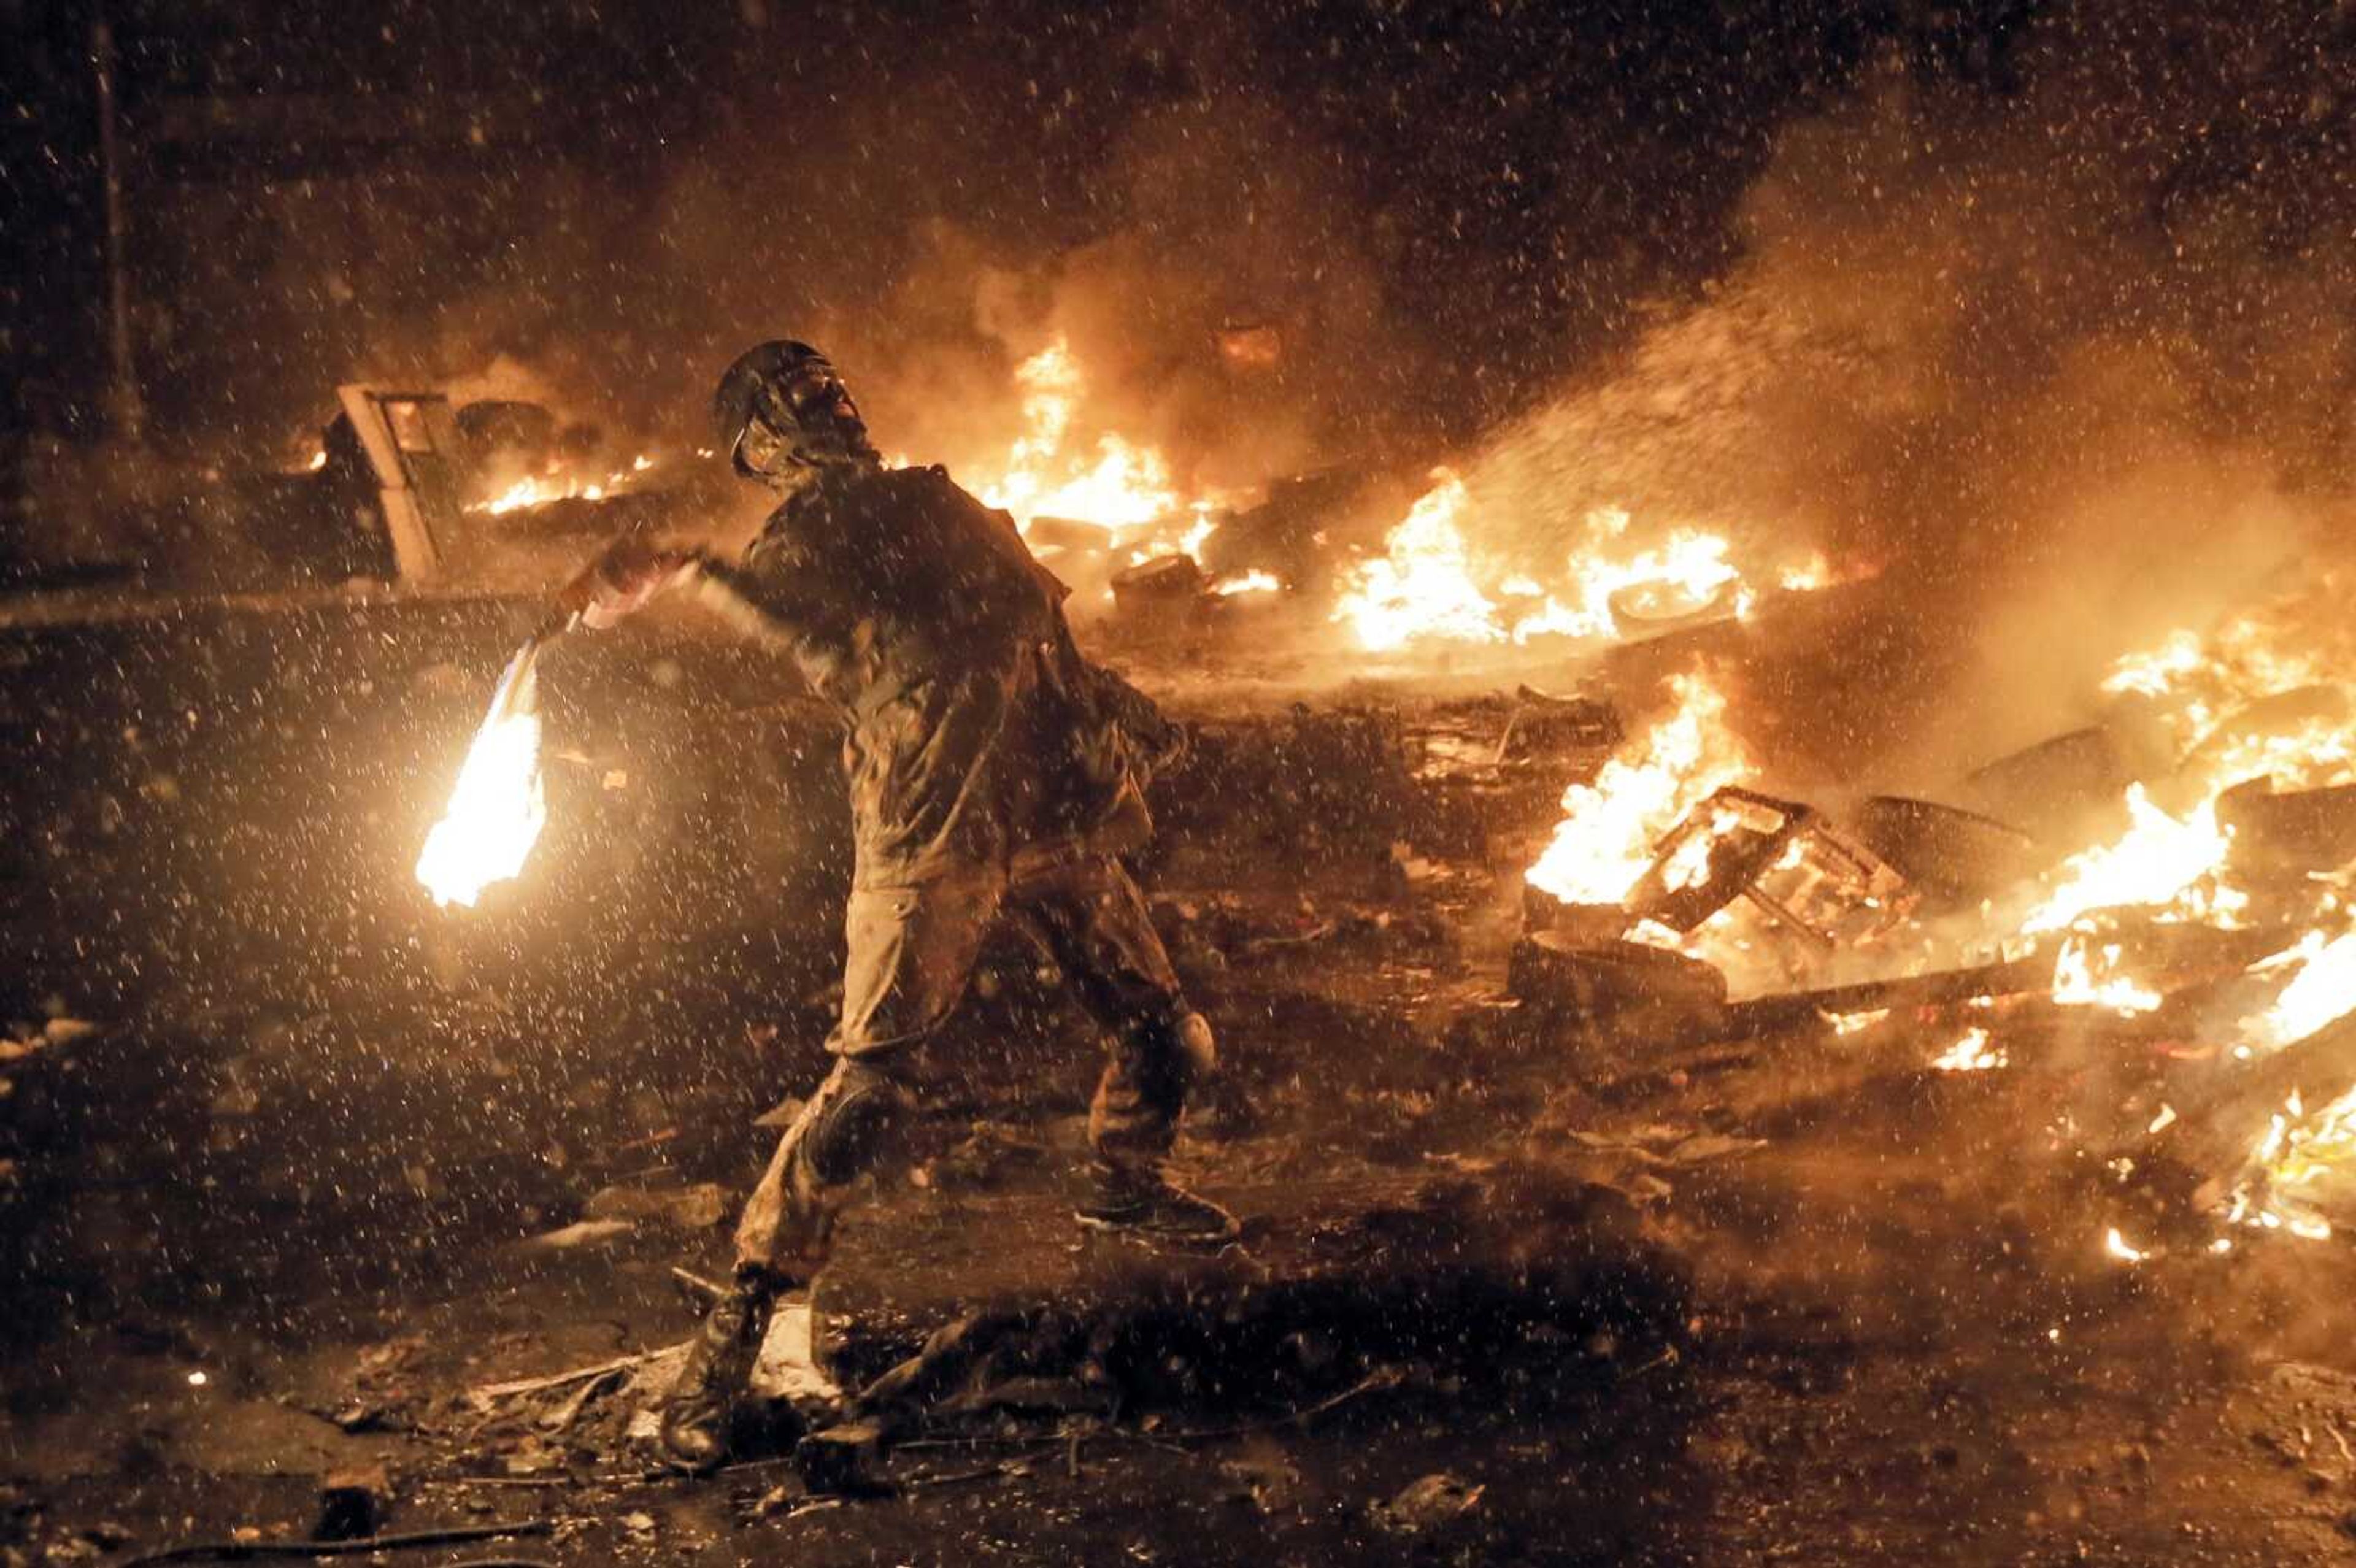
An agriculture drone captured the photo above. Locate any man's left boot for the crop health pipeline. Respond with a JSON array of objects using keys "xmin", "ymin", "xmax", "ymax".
[{"xmin": 659, "ymin": 1267, "xmax": 784, "ymax": 1474}]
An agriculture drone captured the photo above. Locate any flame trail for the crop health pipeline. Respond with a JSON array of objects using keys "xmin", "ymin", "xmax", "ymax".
[{"xmin": 416, "ymin": 644, "xmax": 549, "ymax": 909}]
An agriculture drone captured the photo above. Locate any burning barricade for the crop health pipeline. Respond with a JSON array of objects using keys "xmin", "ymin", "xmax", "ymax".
[{"xmin": 1497, "ymin": 575, "xmax": 2356, "ymax": 1258}]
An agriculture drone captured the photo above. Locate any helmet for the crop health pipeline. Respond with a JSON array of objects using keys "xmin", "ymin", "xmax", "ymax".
[{"xmin": 711, "ymin": 340, "xmax": 879, "ymax": 480}]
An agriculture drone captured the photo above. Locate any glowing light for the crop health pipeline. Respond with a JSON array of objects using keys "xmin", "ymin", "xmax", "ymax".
[
  {"xmin": 471, "ymin": 455, "xmax": 659, "ymax": 515},
  {"xmin": 1931, "ymin": 1027, "xmax": 2005, "ymax": 1072},
  {"xmin": 1333, "ymin": 473, "xmax": 1834, "ymax": 651},
  {"xmin": 2239, "ymin": 930, "xmax": 2356, "ymax": 1054},
  {"xmin": 2222, "ymin": 1085, "xmax": 2356, "ymax": 1243},
  {"xmin": 1214, "ymin": 569, "xmax": 1282, "ymax": 596},
  {"xmin": 2019, "ymin": 785, "xmax": 2240, "ymax": 936},
  {"xmin": 416, "ymin": 646, "xmax": 547, "ymax": 909},
  {"xmin": 1525, "ymin": 673, "xmax": 1754, "ymax": 906},
  {"xmin": 1332, "ymin": 470, "xmax": 1501, "ymax": 651},
  {"xmin": 2103, "ymin": 1228, "xmax": 2149, "ymax": 1264},
  {"xmin": 2049, "ymin": 932, "xmax": 2162, "ymax": 1015}
]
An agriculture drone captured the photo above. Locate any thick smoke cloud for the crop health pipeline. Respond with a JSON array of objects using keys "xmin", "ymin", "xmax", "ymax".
[
  {"xmin": 1452, "ymin": 5, "xmax": 2354, "ymax": 778},
  {"xmin": 99, "ymin": 3, "xmax": 1860, "ymax": 499}
]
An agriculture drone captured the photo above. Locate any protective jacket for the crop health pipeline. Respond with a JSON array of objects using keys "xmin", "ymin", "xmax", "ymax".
[{"xmin": 703, "ymin": 464, "xmax": 1149, "ymax": 888}]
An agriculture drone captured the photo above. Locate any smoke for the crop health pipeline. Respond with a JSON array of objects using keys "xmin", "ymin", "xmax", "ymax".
[
  {"xmin": 226, "ymin": 2, "xmax": 1444, "ymax": 510},
  {"xmin": 1450, "ymin": 7, "xmax": 2354, "ymax": 780}
]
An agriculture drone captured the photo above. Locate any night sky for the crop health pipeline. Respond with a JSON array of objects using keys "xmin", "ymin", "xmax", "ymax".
[{"xmin": 4, "ymin": 0, "xmax": 2039, "ymax": 459}]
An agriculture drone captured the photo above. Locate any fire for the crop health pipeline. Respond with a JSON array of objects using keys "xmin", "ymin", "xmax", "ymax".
[
  {"xmin": 2103, "ymin": 1227, "xmax": 2149, "ymax": 1263},
  {"xmin": 1931, "ymin": 1026, "xmax": 2005, "ymax": 1072},
  {"xmin": 1333, "ymin": 471, "xmax": 1502, "ymax": 651},
  {"xmin": 966, "ymin": 338, "xmax": 1226, "ymax": 569},
  {"xmin": 2049, "ymin": 931, "xmax": 2162, "ymax": 1015},
  {"xmin": 2223, "ymin": 1086, "xmax": 2354, "ymax": 1242},
  {"xmin": 2018, "ymin": 784, "xmax": 2242, "ymax": 936},
  {"xmin": 1525, "ymin": 672, "xmax": 1754, "ymax": 905},
  {"xmin": 2101, "ymin": 612, "xmax": 2331, "ymax": 756},
  {"xmin": 416, "ymin": 645, "xmax": 547, "ymax": 909},
  {"xmin": 1333, "ymin": 472, "xmax": 1825, "ymax": 652},
  {"xmin": 1215, "ymin": 569, "xmax": 1282, "ymax": 596},
  {"xmin": 472, "ymin": 455, "xmax": 660, "ymax": 515},
  {"xmin": 2237, "ymin": 929, "xmax": 2356, "ymax": 1054},
  {"xmin": 980, "ymin": 340, "xmax": 1179, "ymax": 531}
]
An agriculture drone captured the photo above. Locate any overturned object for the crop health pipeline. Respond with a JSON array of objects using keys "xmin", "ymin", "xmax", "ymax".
[
  {"xmin": 1625, "ymin": 787, "xmax": 1911, "ymax": 952},
  {"xmin": 1111, "ymin": 553, "xmax": 1206, "ymax": 618},
  {"xmin": 2220, "ymin": 778, "xmax": 2356, "ymax": 880}
]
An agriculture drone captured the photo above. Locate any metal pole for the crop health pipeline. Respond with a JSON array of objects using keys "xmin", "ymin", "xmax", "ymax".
[{"xmin": 92, "ymin": 9, "xmax": 145, "ymax": 445}]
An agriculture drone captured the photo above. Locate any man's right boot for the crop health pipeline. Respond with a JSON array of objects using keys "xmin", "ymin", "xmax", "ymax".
[
  {"xmin": 1076, "ymin": 1161, "xmax": 1241, "ymax": 1246},
  {"xmin": 658, "ymin": 1268, "xmax": 784, "ymax": 1474}
]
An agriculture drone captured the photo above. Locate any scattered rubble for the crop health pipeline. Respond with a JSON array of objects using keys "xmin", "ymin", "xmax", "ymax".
[{"xmin": 1371, "ymin": 1470, "xmax": 1485, "ymax": 1535}]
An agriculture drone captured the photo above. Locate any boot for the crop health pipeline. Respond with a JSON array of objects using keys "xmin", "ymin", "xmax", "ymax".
[
  {"xmin": 1076, "ymin": 1163, "xmax": 1240, "ymax": 1246},
  {"xmin": 658, "ymin": 1268, "xmax": 782, "ymax": 1474}
]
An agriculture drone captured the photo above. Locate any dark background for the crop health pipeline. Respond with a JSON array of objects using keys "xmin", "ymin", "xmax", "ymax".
[{"xmin": 3, "ymin": 0, "xmax": 2036, "ymax": 466}]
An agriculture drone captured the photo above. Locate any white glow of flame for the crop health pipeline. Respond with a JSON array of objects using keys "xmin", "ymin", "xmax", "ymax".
[
  {"xmin": 1333, "ymin": 469, "xmax": 1502, "ymax": 651},
  {"xmin": 1931, "ymin": 1027, "xmax": 2005, "ymax": 1072},
  {"xmin": 2239, "ymin": 929, "xmax": 2356, "ymax": 1054},
  {"xmin": 1333, "ymin": 472, "xmax": 1834, "ymax": 652},
  {"xmin": 1525, "ymin": 673, "xmax": 1754, "ymax": 905},
  {"xmin": 2223, "ymin": 1085, "xmax": 2356, "ymax": 1243},
  {"xmin": 2019, "ymin": 785, "xmax": 2241, "ymax": 936},
  {"xmin": 2049, "ymin": 932, "xmax": 2162, "ymax": 1015},
  {"xmin": 2103, "ymin": 1228, "xmax": 2149, "ymax": 1263},
  {"xmin": 1215, "ymin": 569, "xmax": 1282, "ymax": 596},
  {"xmin": 416, "ymin": 647, "xmax": 547, "ymax": 909},
  {"xmin": 471, "ymin": 455, "xmax": 659, "ymax": 515}
]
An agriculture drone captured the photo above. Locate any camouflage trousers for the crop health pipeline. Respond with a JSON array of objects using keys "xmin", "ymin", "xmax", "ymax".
[{"xmin": 731, "ymin": 850, "xmax": 1212, "ymax": 1279}]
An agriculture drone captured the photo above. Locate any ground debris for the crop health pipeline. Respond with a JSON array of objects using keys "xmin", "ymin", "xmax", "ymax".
[
  {"xmin": 522, "ymin": 1218, "xmax": 635, "ymax": 1250},
  {"xmin": 312, "ymin": 1463, "xmax": 388, "ymax": 1542},
  {"xmin": 1371, "ymin": 1470, "xmax": 1485, "ymax": 1534},
  {"xmin": 582, "ymin": 1180, "xmax": 727, "ymax": 1230}
]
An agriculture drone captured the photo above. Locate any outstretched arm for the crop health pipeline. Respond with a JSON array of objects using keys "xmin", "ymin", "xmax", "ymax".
[{"xmin": 552, "ymin": 529, "xmax": 817, "ymax": 648}]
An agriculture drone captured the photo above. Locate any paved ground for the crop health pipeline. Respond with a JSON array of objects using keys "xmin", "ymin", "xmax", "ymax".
[{"xmin": 7, "ymin": 612, "xmax": 2356, "ymax": 1564}]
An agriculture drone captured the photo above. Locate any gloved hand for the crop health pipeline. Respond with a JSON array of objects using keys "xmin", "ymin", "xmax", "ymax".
[{"xmin": 553, "ymin": 531, "xmax": 705, "ymax": 630}]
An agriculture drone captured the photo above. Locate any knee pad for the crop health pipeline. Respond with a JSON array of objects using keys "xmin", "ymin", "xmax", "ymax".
[
  {"xmin": 1173, "ymin": 1011, "xmax": 1217, "ymax": 1077},
  {"xmin": 1119, "ymin": 1010, "xmax": 1215, "ymax": 1111},
  {"xmin": 802, "ymin": 1061, "xmax": 909, "ymax": 1186}
]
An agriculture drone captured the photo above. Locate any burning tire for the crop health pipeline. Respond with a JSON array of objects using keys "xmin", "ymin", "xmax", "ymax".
[{"xmin": 1851, "ymin": 796, "xmax": 2041, "ymax": 904}]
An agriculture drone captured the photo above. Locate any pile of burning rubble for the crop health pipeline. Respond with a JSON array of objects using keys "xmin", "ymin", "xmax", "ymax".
[{"xmin": 1501, "ymin": 575, "xmax": 2356, "ymax": 1259}]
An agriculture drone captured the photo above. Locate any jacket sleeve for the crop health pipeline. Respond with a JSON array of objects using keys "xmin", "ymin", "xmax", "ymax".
[{"xmin": 679, "ymin": 529, "xmax": 831, "ymax": 650}]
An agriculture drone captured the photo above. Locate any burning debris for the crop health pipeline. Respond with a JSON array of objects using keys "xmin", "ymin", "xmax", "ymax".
[{"xmin": 10, "ymin": 2, "xmax": 2356, "ymax": 1559}]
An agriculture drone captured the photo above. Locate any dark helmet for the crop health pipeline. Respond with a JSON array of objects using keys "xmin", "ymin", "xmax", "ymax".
[{"xmin": 710, "ymin": 340, "xmax": 879, "ymax": 481}]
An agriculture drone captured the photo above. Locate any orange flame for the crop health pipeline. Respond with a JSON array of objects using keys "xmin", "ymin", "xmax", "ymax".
[
  {"xmin": 473, "ymin": 454, "xmax": 660, "ymax": 515},
  {"xmin": 1525, "ymin": 672, "xmax": 1755, "ymax": 906},
  {"xmin": 2049, "ymin": 931, "xmax": 2162, "ymax": 1015},
  {"xmin": 416, "ymin": 647, "xmax": 547, "ymax": 909},
  {"xmin": 1333, "ymin": 471, "xmax": 1830, "ymax": 653}
]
